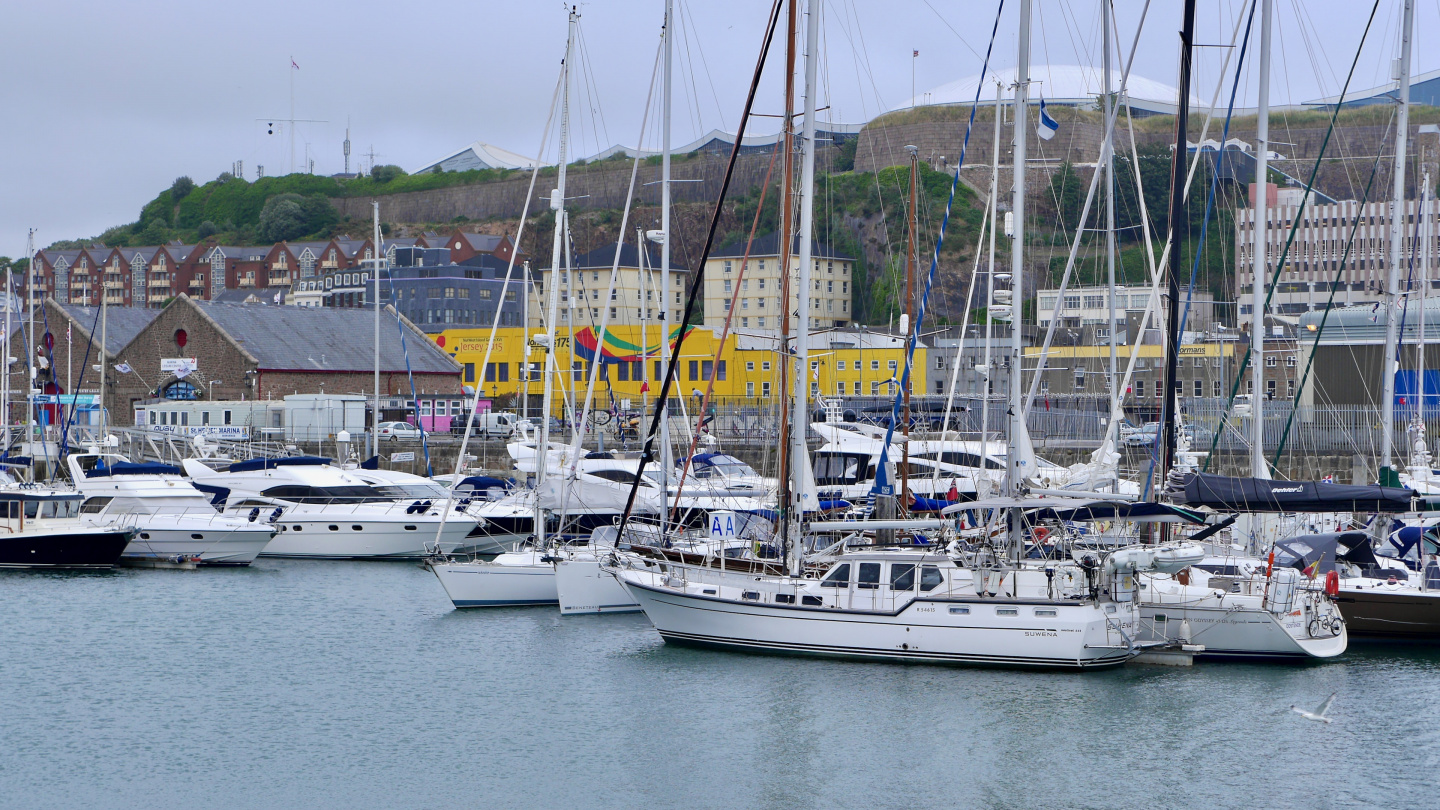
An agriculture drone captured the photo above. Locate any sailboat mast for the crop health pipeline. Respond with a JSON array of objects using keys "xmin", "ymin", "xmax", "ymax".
[
  {"xmin": 1103, "ymin": 0, "xmax": 1118, "ymax": 404},
  {"xmin": 980, "ymin": 82, "xmax": 1001, "ymax": 467},
  {"xmin": 537, "ymin": 7, "xmax": 579, "ymax": 549},
  {"xmin": 1250, "ymin": 0, "xmax": 1272, "ymax": 478},
  {"xmin": 790, "ymin": 0, "xmax": 819, "ymax": 576},
  {"xmin": 26, "ymin": 229, "xmax": 35, "ymax": 476},
  {"xmin": 372, "ymin": 201, "xmax": 383, "ymax": 461},
  {"xmin": 902, "ymin": 145, "xmax": 917, "ymax": 511},
  {"xmin": 659, "ymin": 0, "xmax": 673, "ymax": 534},
  {"xmin": 776, "ymin": 0, "xmax": 798, "ymax": 559},
  {"xmin": 1381, "ymin": 0, "xmax": 1416, "ymax": 476},
  {"xmin": 1160, "ymin": 0, "xmax": 1197, "ymax": 484},
  {"xmin": 1006, "ymin": 0, "xmax": 1032, "ymax": 560}
]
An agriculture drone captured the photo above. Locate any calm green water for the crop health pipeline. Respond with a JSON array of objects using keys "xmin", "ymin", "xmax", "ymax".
[{"xmin": 2, "ymin": 560, "xmax": 1437, "ymax": 810}]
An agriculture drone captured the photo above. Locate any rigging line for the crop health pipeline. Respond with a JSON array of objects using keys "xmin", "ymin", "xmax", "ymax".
[
  {"xmin": 613, "ymin": 0, "xmax": 785, "ymax": 545},
  {"xmin": 1202, "ymin": 0, "xmax": 1383, "ymax": 471},
  {"xmin": 55, "ymin": 302, "xmax": 104, "ymax": 462},
  {"xmin": 869, "ymin": 0, "xmax": 1005, "ymax": 499},
  {"xmin": 933, "ymin": 193, "xmax": 994, "ymax": 488},
  {"xmin": 673, "ymin": 5, "xmax": 705, "ymax": 138},
  {"xmin": 574, "ymin": 23, "xmax": 611, "ymax": 153},
  {"xmin": 679, "ymin": 0, "xmax": 729, "ymax": 132},
  {"xmin": 1025, "ymin": 0, "xmax": 1171, "ymax": 413},
  {"xmin": 917, "ymin": 0, "xmax": 991, "ymax": 79},
  {"xmin": 434, "ymin": 65, "xmax": 564, "ymax": 535},
  {"xmin": 673, "ymin": 145, "xmax": 782, "ymax": 508},
  {"xmin": 567, "ymin": 35, "xmax": 664, "ymax": 480},
  {"xmin": 1274, "ymin": 144, "xmax": 1389, "ymax": 464}
]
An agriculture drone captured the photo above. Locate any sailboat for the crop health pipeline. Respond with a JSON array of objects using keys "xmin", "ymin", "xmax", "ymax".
[{"xmin": 609, "ymin": 0, "xmax": 1200, "ymax": 668}]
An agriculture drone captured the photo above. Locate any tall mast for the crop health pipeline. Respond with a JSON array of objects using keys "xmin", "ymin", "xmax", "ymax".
[
  {"xmin": 791, "ymin": 0, "xmax": 820, "ymax": 576},
  {"xmin": 1160, "ymin": 0, "xmax": 1197, "ymax": 485},
  {"xmin": 1250, "ymin": 0, "xmax": 1272, "ymax": 478},
  {"xmin": 537, "ymin": 7, "xmax": 578, "ymax": 549},
  {"xmin": 26, "ymin": 229, "xmax": 35, "ymax": 475},
  {"xmin": 980, "ymin": 82, "xmax": 1001, "ymax": 479},
  {"xmin": 776, "ymin": 0, "xmax": 799, "ymax": 559},
  {"xmin": 659, "ymin": 0, "xmax": 673, "ymax": 534},
  {"xmin": 1006, "ymin": 0, "xmax": 1032, "ymax": 560},
  {"xmin": 1381, "ymin": 0, "xmax": 1416, "ymax": 476},
  {"xmin": 99, "ymin": 278, "xmax": 108, "ymax": 443},
  {"xmin": 1103, "ymin": 0, "xmax": 1118, "ymax": 407},
  {"xmin": 372, "ymin": 202, "xmax": 383, "ymax": 460},
  {"xmin": 901, "ymin": 145, "xmax": 918, "ymax": 511}
]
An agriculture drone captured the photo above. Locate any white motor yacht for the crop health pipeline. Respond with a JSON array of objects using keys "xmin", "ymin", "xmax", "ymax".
[
  {"xmin": 68, "ymin": 453, "xmax": 274, "ymax": 566},
  {"xmin": 181, "ymin": 456, "xmax": 476, "ymax": 560}
]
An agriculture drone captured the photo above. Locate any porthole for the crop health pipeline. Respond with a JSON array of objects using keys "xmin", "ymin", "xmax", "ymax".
[
  {"xmin": 351, "ymin": 525, "xmax": 363, "ymax": 531},
  {"xmin": 328, "ymin": 525, "xmax": 339, "ymax": 531},
  {"xmin": 292, "ymin": 525, "xmax": 303, "ymax": 531},
  {"xmin": 949, "ymin": 606, "xmax": 970, "ymax": 615},
  {"xmin": 191, "ymin": 533, "xmax": 203, "ymax": 540},
  {"xmin": 996, "ymin": 608, "xmax": 1018, "ymax": 616},
  {"xmin": 404, "ymin": 525, "xmax": 417, "ymax": 531},
  {"xmin": 1034, "ymin": 608, "xmax": 1057, "ymax": 617},
  {"xmin": 140, "ymin": 532, "xmax": 150, "ymax": 540}
]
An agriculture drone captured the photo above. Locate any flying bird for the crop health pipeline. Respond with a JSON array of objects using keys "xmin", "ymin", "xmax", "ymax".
[{"xmin": 1290, "ymin": 692, "xmax": 1336, "ymax": 724}]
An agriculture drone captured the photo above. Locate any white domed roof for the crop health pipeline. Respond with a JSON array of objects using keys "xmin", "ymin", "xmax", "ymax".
[{"xmin": 896, "ymin": 64, "xmax": 1202, "ymax": 114}]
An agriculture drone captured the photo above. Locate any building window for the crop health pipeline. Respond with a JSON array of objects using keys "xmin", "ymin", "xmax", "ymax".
[
  {"xmin": 1214, "ymin": 380, "xmax": 1222, "ymax": 397},
  {"xmin": 746, "ymin": 382, "xmax": 755, "ymax": 397},
  {"xmin": 1265, "ymin": 355, "xmax": 1277, "ymax": 368},
  {"xmin": 841, "ymin": 382, "xmax": 849, "ymax": 396},
  {"xmin": 762, "ymin": 362, "xmax": 771, "ymax": 372},
  {"xmin": 745, "ymin": 362, "xmax": 755, "ymax": 372},
  {"xmin": 871, "ymin": 381, "xmax": 880, "ymax": 395},
  {"xmin": 1194, "ymin": 379, "xmax": 1203, "ymax": 397},
  {"xmin": 761, "ymin": 381, "xmax": 771, "ymax": 397},
  {"xmin": 163, "ymin": 380, "xmax": 198, "ymax": 400},
  {"xmin": 464, "ymin": 363, "xmax": 475, "ymax": 383},
  {"xmin": 716, "ymin": 361, "xmax": 726, "ymax": 381},
  {"xmin": 1135, "ymin": 380, "xmax": 1146, "ymax": 398}
]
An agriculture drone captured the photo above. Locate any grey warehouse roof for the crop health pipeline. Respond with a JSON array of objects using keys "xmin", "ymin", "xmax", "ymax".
[
  {"xmin": 189, "ymin": 300, "xmax": 460, "ymax": 374},
  {"xmin": 57, "ymin": 304, "xmax": 161, "ymax": 356}
]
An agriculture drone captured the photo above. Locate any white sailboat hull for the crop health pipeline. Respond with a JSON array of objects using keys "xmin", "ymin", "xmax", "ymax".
[
  {"xmin": 555, "ymin": 555, "xmax": 641, "ymax": 615},
  {"xmin": 432, "ymin": 551, "xmax": 558, "ymax": 607},
  {"xmin": 614, "ymin": 569, "xmax": 1137, "ymax": 669},
  {"xmin": 1137, "ymin": 603, "xmax": 1347, "ymax": 659}
]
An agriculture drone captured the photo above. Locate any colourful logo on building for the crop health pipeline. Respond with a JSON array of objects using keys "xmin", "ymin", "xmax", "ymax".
[{"xmin": 573, "ymin": 325, "xmax": 693, "ymax": 364}]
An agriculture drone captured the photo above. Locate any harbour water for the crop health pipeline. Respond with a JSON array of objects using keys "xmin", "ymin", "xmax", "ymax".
[{"xmin": 3, "ymin": 561, "xmax": 1437, "ymax": 810}]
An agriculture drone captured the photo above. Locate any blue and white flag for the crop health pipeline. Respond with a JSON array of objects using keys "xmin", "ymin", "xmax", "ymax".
[{"xmin": 1037, "ymin": 97, "xmax": 1058, "ymax": 141}]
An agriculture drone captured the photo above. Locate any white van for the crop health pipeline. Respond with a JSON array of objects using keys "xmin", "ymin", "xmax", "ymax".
[{"xmin": 466, "ymin": 411, "xmax": 518, "ymax": 439}]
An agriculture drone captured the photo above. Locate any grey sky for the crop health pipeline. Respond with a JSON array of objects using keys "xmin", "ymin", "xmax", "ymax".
[{"xmin": 0, "ymin": 1, "xmax": 1425, "ymax": 259}]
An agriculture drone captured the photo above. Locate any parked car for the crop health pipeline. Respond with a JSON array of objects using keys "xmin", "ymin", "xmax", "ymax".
[
  {"xmin": 1122, "ymin": 422, "xmax": 1160, "ymax": 447},
  {"xmin": 377, "ymin": 421, "xmax": 423, "ymax": 442}
]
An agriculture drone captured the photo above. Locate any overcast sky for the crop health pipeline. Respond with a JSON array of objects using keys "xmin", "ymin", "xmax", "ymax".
[{"xmin": 0, "ymin": 0, "xmax": 1428, "ymax": 259}]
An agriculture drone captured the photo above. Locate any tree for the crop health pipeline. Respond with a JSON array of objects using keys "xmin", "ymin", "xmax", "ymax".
[
  {"xmin": 171, "ymin": 176, "xmax": 196, "ymax": 201},
  {"xmin": 257, "ymin": 194, "xmax": 309, "ymax": 242},
  {"xmin": 197, "ymin": 221, "xmax": 218, "ymax": 239},
  {"xmin": 1047, "ymin": 162, "xmax": 1085, "ymax": 231},
  {"xmin": 370, "ymin": 164, "xmax": 407, "ymax": 183},
  {"xmin": 139, "ymin": 218, "xmax": 169, "ymax": 245}
]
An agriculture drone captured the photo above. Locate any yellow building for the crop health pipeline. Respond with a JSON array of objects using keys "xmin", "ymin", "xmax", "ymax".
[{"xmin": 432, "ymin": 325, "xmax": 926, "ymax": 409}]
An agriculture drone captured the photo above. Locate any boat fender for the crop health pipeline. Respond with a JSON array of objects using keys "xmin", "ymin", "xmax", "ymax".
[
  {"xmin": 406, "ymin": 501, "xmax": 421, "ymax": 514},
  {"xmin": 421, "ymin": 500, "xmax": 433, "ymax": 513},
  {"xmin": 268, "ymin": 507, "xmax": 283, "ymax": 524},
  {"xmin": 247, "ymin": 507, "xmax": 260, "ymax": 523},
  {"xmin": 1324, "ymin": 570, "xmax": 1339, "ymax": 597}
]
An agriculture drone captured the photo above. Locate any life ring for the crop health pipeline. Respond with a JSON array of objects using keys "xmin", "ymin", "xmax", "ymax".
[
  {"xmin": 1033, "ymin": 526, "xmax": 1050, "ymax": 542},
  {"xmin": 1324, "ymin": 570, "xmax": 1340, "ymax": 597}
]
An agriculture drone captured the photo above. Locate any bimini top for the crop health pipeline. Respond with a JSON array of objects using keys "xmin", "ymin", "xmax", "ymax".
[
  {"xmin": 84, "ymin": 461, "xmax": 183, "ymax": 478},
  {"xmin": 227, "ymin": 456, "xmax": 332, "ymax": 474},
  {"xmin": 1180, "ymin": 473, "xmax": 1421, "ymax": 514}
]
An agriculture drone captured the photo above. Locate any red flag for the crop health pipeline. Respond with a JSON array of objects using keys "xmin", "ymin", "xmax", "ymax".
[
  {"xmin": 913, "ymin": 49, "xmax": 919, "ymax": 57},
  {"xmin": 291, "ymin": 58, "xmax": 300, "ymax": 70},
  {"xmin": 639, "ymin": 381, "xmax": 650, "ymax": 393}
]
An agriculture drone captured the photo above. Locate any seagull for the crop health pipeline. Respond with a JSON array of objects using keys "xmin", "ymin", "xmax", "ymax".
[{"xmin": 1290, "ymin": 692, "xmax": 1336, "ymax": 723}]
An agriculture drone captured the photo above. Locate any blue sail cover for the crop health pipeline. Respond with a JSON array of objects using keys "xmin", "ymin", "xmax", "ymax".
[
  {"xmin": 1180, "ymin": 473, "xmax": 1420, "ymax": 513},
  {"xmin": 228, "ymin": 456, "xmax": 332, "ymax": 473}
]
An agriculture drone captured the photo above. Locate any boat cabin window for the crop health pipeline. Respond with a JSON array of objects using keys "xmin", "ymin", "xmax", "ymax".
[
  {"xmin": 820, "ymin": 563, "xmax": 851, "ymax": 588},
  {"xmin": 588, "ymin": 469, "xmax": 655, "ymax": 487},
  {"xmin": 80, "ymin": 497, "xmax": 113, "ymax": 514},
  {"xmin": 0, "ymin": 497, "xmax": 81, "ymax": 519},
  {"xmin": 890, "ymin": 563, "xmax": 916, "ymax": 590},
  {"xmin": 857, "ymin": 562, "xmax": 881, "ymax": 589},
  {"xmin": 930, "ymin": 452, "xmax": 1004, "ymax": 471},
  {"xmin": 260, "ymin": 485, "xmax": 387, "ymax": 504},
  {"xmin": 813, "ymin": 453, "xmax": 865, "ymax": 485},
  {"xmin": 920, "ymin": 565, "xmax": 944, "ymax": 592},
  {"xmin": 373, "ymin": 483, "xmax": 449, "ymax": 499}
]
